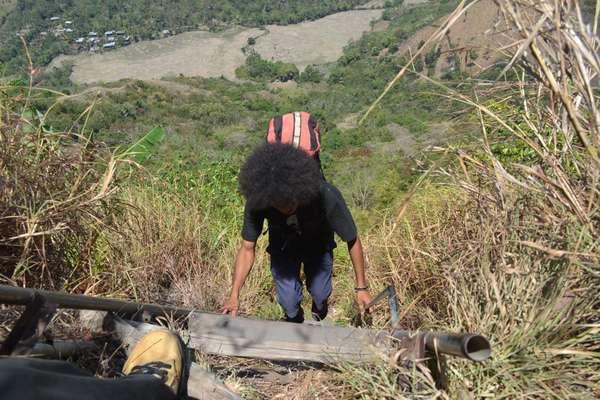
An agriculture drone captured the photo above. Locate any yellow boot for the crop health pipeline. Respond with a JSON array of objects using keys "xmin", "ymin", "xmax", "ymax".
[{"xmin": 122, "ymin": 329, "xmax": 186, "ymax": 397}]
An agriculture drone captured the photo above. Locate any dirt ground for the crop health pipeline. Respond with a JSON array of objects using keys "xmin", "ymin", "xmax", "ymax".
[{"xmin": 54, "ymin": 9, "xmax": 383, "ymax": 85}]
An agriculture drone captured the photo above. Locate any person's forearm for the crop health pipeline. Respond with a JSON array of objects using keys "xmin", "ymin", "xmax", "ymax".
[
  {"xmin": 230, "ymin": 242, "xmax": 255, "ymax": 297},
  {"xmin": 348, "ymin": 237, "xmax": 368, "ymax": 287}
]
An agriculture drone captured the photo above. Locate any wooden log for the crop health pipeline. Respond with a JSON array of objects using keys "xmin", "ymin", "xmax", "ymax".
[
  {"xmin": 26, "ymin": 340, "xmax": 98, "ymax": 358},
  {"xmin": 112, "ymin": 317, "xmax": 241, "ymax": 400},
  {"xmin": 0, "ymin": 284, "xmax": 192, "ymax": 320}
]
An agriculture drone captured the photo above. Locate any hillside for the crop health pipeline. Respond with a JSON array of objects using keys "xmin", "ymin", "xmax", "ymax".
[
  {"xmin": 0, "ymin": 0, "xmax": 373, "ymax": 73},
  {"xmin": 39, "ymin": 1, "xmax": 462, "ymax": 153},
  {"xmin": 47, "ymin": 0, "xmax": 503, "ymax": 85},
  {"xmin": 51, "ymin": 9, "xmax": 384, "ymax": 83}
]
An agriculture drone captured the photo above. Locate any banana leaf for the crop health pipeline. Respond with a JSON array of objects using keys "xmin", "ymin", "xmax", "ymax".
[{"xmin": 121, "ymin": 126, "xmax": 165, "ymax": 163}]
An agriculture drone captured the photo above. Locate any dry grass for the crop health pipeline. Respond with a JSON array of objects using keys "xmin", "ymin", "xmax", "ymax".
[
  {"xmin": 342, "ymin": 0, "xmax": 599, "ymax": 398},
  {"xmin": 100, "ymin": 182, "xmax": 274, "ymax": 312},
  {"xmin": 0, "ymin": 81, "xmax": 121, "ymax": 290}
]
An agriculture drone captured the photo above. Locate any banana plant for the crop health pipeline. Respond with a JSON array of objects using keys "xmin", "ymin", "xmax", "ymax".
[{"xmin": 119, "ymin": 126, "xmax": 165, "ymax": 163}]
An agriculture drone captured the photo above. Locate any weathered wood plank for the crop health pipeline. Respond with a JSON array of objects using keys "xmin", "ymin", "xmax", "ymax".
[{"xmin": 187, "ymin": 312, "xmax": 385, "ymax": 363}]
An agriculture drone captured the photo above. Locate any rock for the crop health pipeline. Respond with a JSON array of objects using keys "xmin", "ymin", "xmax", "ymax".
[{"xmin": 78, "ymin": 310, "xmax": 109, "ymax": 333}]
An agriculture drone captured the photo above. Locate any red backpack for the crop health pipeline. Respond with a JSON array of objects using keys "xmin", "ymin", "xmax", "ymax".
[{"xmin": 266, "ymin": 112, "xmax": 321, "ymax": 158}]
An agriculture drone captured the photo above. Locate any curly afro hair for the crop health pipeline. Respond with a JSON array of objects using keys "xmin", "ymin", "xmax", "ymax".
[{"xmin": 239, "ymin": 143, "xmax": 323, "ymax": 210}]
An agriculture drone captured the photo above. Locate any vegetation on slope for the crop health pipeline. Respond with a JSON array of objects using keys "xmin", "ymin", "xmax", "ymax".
[{"xmin": 338, "ymin": 1, "xmax": 600, "ymax": 398}]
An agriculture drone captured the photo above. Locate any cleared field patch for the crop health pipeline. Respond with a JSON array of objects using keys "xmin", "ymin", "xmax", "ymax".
[
  {"xmin": 253, "ymin": 9, "xmax": 383, "ymax": 70},
  {"xmin": 55, "ymin": 9, "xmax": 383, "ymax": 84},
  {"xmin": 63, "ymin": 27, "xmax": 262, "ymax": 84},
  {"xmin": 0, "ymin": 0, "xmax": 16, "ymax": 18}
]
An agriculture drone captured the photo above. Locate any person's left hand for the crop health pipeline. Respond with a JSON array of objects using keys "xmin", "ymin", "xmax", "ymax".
[{"xmin": 356, "ymin": 290, "xmax": 373, "ymax": 314}]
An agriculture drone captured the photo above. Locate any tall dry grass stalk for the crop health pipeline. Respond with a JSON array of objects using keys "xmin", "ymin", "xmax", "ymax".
[
  {"xmin": 0, "ymin": 82, "xmax": 121, "ymax": 290},
  {"xmin": 345, "ymin": 0, "xmax": 599, "ymax": 398}
]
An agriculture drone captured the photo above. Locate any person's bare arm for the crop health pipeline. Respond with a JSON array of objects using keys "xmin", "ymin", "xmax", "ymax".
[
  {"xmin": 348, "ymin": 236, "xmax": 373, "ymax": 311},
  {"xmin": 221, "ymin": 240, "xmax": 256, "ymax": 316}
]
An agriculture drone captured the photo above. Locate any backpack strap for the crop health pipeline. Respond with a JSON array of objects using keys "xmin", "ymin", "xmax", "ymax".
[
  {"xmin": 308, "ymin": 114, "xmax": 319, "ymax": 152},
  {"xmin": 274, "ymin": 115, "xmax": 283, "ymax": 141}
]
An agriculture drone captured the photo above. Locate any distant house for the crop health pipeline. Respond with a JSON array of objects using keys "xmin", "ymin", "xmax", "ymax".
[
  {"xmin": 103, "ymin": 42, "xmax": 116, "ymax": 49},
  {"xmin": 105, "ymin": 31, "xmax": 114, "ymax": 36},
  {"xmin": 65, "ymin": 21, "xmax": 73, "ymax": 25},
  {"xmin": 88, "ymin": 32, "xmax": 97, "ymax": 37},
  {"xmin": 162, "ymin": 29, "xmax": 170, "ymax": 35},
  {"xmin": 50, "ymin": 17, "xmax": 60, "ymax": 21},
  {"xmin": 65, "ymin": 28, "xmax": 74, "ymax": 33},
  {"xmin": 88, "ymin": 37, "xmax": 97, "ymax": 43},
  {"xmin": 75, "ymin": 37, "xmax": 84, "ymax": 44},
  {"xmin": 106, "ymin": 36, "xmax": 115, "ymax": 42},
  {"xmin": 123, "ymin": 35, "xmax": 131, "ymax": 42}
]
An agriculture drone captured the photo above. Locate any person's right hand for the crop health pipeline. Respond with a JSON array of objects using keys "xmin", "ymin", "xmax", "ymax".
[{"xmin": 220, "ymin": 295, "xmax": 240, "ymax": 316}]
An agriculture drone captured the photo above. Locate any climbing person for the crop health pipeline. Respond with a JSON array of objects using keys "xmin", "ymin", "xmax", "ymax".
[
  {"xmin": 221, "ymin": 112, "xmax": 373, "ymax": 323},
  {"xmin": 0, "ymin": 329, "xmax": 188, "ymax": 400}
]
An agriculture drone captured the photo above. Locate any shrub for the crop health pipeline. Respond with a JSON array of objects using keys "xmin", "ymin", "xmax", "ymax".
[
  {"xmin": 236, "ymin": 53, "xmax": 299, "ymax": 82},
  {"xmin": 299, "ymin": 65, "xmax": 324, "ymax": 83}
]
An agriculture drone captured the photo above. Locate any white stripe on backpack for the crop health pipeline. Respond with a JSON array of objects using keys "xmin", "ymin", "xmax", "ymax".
[{"xmin": 292, "ymin": 112, "xmax": 301, "ymax": 148}]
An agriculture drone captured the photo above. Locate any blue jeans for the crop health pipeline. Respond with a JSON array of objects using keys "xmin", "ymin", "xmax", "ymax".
[{"xmin": 270, "ymin": 251, "xmax": 333, "ymax": 319}]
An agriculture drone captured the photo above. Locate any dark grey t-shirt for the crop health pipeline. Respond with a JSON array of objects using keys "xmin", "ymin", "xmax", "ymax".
[{"xmin": 241, "ymin": 183, "xmax": 357, "ymax": 255}]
